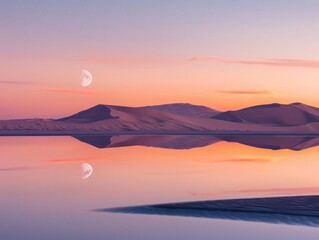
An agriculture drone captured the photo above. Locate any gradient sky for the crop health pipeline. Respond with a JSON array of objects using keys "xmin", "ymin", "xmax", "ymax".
[{"xmin": 2, "ymin": 0, "xmax": 319, "ymax": 118}]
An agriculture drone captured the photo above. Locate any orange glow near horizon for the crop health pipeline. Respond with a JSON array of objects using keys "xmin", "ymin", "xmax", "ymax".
[
  {"xmin": 2, "ymin": 136, "xmax": 319, "ymax": 202},
  {"xmin": 2, "ymin": 54, "xmax": 319, "ymax": 119},
  {"xmin": 2, "ymin": 1, "xmax": 319, "ymax": 120}
]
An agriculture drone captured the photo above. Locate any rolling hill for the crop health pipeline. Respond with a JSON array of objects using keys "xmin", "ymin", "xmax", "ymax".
[{"xmin": 2, "ymin": 102, "xmax": 319, "ymax": 136}]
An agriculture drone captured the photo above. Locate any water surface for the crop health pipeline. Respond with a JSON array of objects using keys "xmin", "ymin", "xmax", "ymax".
[{"xmin": 1, "ymin": 136, "xmax": 319, "ymax": 239}]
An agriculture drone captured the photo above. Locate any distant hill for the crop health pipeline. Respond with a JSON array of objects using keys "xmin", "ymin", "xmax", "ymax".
[
  {"xmin": 55, "ymin": 103, "xmax": 225, "ymax": 132},
  {"xmin": 2, "ymin": 102, "xmax": 319, "ymax": 136},
  {"xmin": 146, "ymin": 103, "xmax": 219, "ymax": 118},
  {"xmin": 212, "ymin": 103, "xmax": 319, "ymax": 126},
  {"xmin": 58, "ymin": 105, "xmax": 117, "ymax": 123}
]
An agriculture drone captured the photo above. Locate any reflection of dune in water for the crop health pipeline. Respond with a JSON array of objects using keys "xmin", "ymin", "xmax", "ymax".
[
  {"xmin": 73, "ymin": 135, "xmax": 319, "ymax": 151},
  {"xmin": 97, "ymin": 195, "xmax": 319, "ymax": 227},
  {"xmin": 73, "ymin": 135, "xmax": 219, "ymax": 149}
]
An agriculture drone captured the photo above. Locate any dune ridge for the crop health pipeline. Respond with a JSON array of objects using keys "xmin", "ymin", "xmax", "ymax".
[{"xmin": 2, "ymin": 102, "xmax": 319, "ymax": 135}]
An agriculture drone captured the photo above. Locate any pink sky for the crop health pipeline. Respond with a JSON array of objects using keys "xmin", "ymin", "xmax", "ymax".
[{"xmin": 2, "ymin": 1, "xmax": 319, "ymax": 119}]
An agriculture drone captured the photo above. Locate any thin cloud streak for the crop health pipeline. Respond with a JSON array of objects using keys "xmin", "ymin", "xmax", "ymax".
[
  {"xmin": 191, "ymin": 56, "xmax": 319, "ymax": 68},
  {"xmin": 0, "ymin": 80, "xmax": 35, "ymax": 85},
  {"xmin": 215, "ymin": 158, "xmax": 271, "ymax": 164},
  {"xmin": 48, "ymin": 156, "xmax": 101, "ymax": 164},
  {"xmin": 46, "ymin": 88, "xmax": 105, "ymax": 96},
  {"xmin": 70, "ymin": 56, "xmax": 183, "ymax": 64},
  {"xmin": 216, "ymin": 89, "xmax": 271, "ymax": 95},
  {"xmin": 0, "ymin": 166, "xmax": 31, "ymax": 171}
]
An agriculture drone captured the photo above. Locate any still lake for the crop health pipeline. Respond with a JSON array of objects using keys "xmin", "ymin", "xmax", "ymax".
[{"xmin": 1, "ymin": 135, "xmax": 319, "ymax": 240}]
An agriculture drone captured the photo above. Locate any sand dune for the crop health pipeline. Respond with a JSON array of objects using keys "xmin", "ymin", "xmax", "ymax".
[
  {"xmin": 213, "ymin": 103, "xmax": 319, "ymax": 126},
  {"xmin": 2, "ymin": 102, "xmax": 319, "ymax": 135},
  {"xmin": 146, "ymin": 103, "xmax": 219, "ymax": 118},
  {"xmin": 58, "ymin": 105, "xmax": 117, "ymax": 123}
]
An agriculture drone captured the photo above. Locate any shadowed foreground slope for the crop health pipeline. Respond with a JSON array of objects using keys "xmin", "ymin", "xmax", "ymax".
[{"xmin": 96, "ymin": 195, "xmax": 319, "ymax": 227}]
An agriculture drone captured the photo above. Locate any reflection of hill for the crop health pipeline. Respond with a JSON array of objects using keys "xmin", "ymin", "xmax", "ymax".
[
  {"xmin": 74, "ymin": 135, "xmax": 113, "ymax": 148},
  {"xmin": 97, "ymin": 195, "xmax": 319, "ymax": 227},
  {"xmin": 217, "ymin": 135, "xmax": 319, "ymax": 150},
  {"xmin": 73, "ymin": 135, "xmax": 219, "ymax": 149},
  {"xmin": 73, "ymin": 135, "xmax": 319, "ymax": 151}
]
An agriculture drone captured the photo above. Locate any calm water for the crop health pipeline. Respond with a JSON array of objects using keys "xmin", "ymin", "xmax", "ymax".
[{"xmin": 1, "ymin": 136, "xmax": 319, "ymax": 239}]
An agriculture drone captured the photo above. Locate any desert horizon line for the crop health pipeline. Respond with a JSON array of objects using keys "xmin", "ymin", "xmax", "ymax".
[{"xmin": 0, "ymin": 101, "xmax": 315, "ymax": 121}]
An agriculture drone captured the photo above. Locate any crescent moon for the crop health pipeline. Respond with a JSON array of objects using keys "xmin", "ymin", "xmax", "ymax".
[
  {"xmin": 81, "ymin": 163, "xmax": 93, "ymax": 179},
  {"xmin": 80, "ymin": 70, "xmax": 93, "ymax": 87}
]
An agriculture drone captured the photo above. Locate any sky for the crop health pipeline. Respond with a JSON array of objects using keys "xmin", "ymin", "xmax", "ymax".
[{"xmin": 2, "ymin": 0, "xmax": 319, "ymax": 118}]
